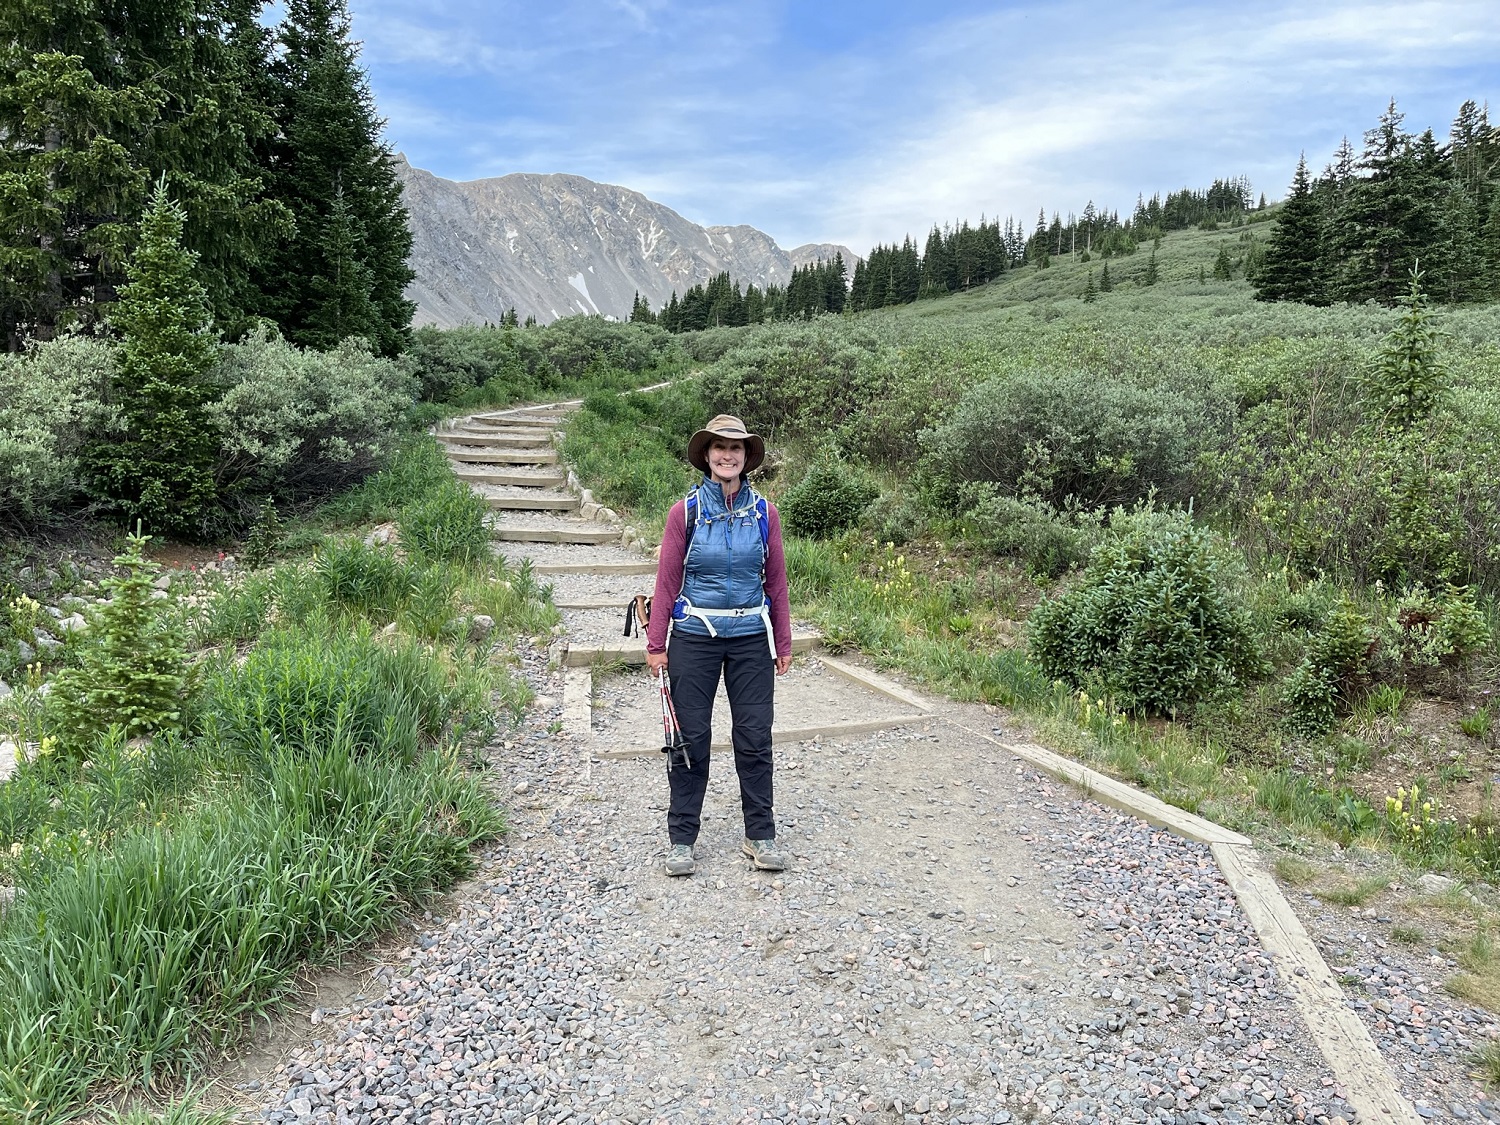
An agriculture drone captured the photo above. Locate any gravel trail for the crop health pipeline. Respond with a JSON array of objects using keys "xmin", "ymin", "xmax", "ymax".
[
  {"xmin": 247, "ymin": 660, "xmax": 1374, "ymax": 1125},
  {"xmin": 231, "ymin": 407, "xmax": 1499, "ymax": 1123}
]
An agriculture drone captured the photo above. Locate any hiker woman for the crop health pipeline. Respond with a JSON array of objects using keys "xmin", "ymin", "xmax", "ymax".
[{"xmin": 645, "ymin": 414, "xmax": 793, "ymax": 877}]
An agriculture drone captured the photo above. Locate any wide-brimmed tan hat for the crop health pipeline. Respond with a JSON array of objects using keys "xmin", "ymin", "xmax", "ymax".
[{"xmin": 687, "ymin": 414, "xmax": 766, "ymax": 475}]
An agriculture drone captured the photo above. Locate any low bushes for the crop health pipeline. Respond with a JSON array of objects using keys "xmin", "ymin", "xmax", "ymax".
[
  {"xmin": 1029, "ymin": 509, "xmax": 1263, "ymax": 714},
  {"xmin": 0, "ymin": 334, "xmax": 119, "ymax": 524},
  {"xmin": 210, "ymin": 329, "xmax": 415, "ymax": 505},
  {"xmin": 921, "ymin": 368, "xmax": 1220, "ymax": 510}
]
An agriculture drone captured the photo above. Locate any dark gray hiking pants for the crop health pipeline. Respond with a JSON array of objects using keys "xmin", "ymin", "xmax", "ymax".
[{"xmin": 665, "ymin": 631, "xmax": 775, "ymax": 845}]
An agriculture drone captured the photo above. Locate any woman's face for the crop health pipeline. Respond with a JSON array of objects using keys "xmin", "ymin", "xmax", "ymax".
[{"xmin": 707, "ymin": 437, "xmax": 746, "ymax": 484}]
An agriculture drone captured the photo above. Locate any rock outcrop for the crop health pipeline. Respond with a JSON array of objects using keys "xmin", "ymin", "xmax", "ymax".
[{"xmin": 396, "ymin": 157, "xmax": 856, "ymax": 327}]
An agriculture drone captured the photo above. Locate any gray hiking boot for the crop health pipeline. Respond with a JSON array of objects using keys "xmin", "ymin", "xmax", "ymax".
[
  {"xmin": 742, "ymin": 837, "xmax": 787, "ymax": 872},
  {"xmin": 664, "ymin": 843, "xmax": 696, "ymax": 877}
]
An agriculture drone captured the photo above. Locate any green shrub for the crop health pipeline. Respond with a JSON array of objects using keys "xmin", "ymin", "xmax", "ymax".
[
  {"xmin": 779, "ymin": 451, "xmax": 879, "ymax": 540},
  {"xmin": 312, "ymin": 540, "xmax": 417, "ymax": 621},
  {"xmin": 959, "ymin": 484, "xmax": 1101, "ymax": 577},
  {"xmin": 210, "ymin": 327, "xmax": 415, "ymax": 504},
  {"xmin": 1280, "ymin": 601, "xmax": 1374, "ymax": 737},
  {"xmin": 1376, "ymin": 585, "xmax": 1491, "ymax": 678},
  {"xmin": 921, "ymin": 369, "xmax": 1219, "ymax": 509},
  {"xmin": 860, "ymin": 490, "xmax": 928, "ymax": 548},
  {"xmin": 46, "ymin": 531, "xmax": 191, "ymax": 756},
  {"xmin": 0, "ymin": 333, "xmax": 119, "ymax": 524},
  {"xmin": 399, "ymin": 482, "xmax": 490, "ymax": 566},
  {"xmin": 241, "ymin": 498, "xmax": 283, "ymax": 570},
  {"xmin": 1028, "ymin": 509, "xmax": 1262, "ymax": 714}
]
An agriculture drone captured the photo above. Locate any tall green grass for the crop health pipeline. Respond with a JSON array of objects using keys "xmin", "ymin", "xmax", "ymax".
[{"xmin": 0, "ymin": 620, "xmax": 506, "ymax": 1119}]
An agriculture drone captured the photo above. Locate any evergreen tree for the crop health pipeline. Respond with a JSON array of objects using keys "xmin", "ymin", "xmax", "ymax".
[
  {"xmin": 502, "ymin": 306, "xmax": 519, "ymax": 327},
  {"xmin": 1143, "ymin": 249, "xmax": 1159, "ymax": 285},
  {"xmin": 86, "ymin": 177, "xmax": 220, "ymax": 535},
  {"xmin": 0, "ymin": 0, "xmax": 286, "ymax": 346},
  {"xmin": 1212, "ymin": 244, "xmax": 1234, "ymax": 281},
  {"xmin": 263, "ymin": 0, "xmax": 413, "ymax": 355},
  {"xmin": 1099, "ymin": 262, "xmax": 1112, "ymax": 292},
  {"xmin": 301, "ymin": 186, "xmax": 378, "ymax": 346},
  {"xmin": 1255, "ymin": 155, "xmax": 1325, "ymax": 303},
  {"xmin": 629, "ymin": 291, "xmax": 655, "ymax": 324},
  {"xmin": 1367, "ymin": 272, "xmax": 1446, "ymax": 430},
  {"xmin": 1329, "ymin": 101, "xmax": 1441, "ymax": 305},
  {"xmin": 1083, "ymin": 270, "xmax": 1097, "ymax": 302}
]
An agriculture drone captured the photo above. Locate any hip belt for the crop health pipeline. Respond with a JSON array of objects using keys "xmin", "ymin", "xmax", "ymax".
[{"xmin": 672, "ymin": 597, "xmax": 777, "ymax": 658}]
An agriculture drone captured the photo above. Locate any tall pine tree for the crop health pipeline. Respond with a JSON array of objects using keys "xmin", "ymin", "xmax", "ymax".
[
  {"xmin": 264, "ymin": 0, "xmax": 413, "ymax": 355},
  {"xmin": 1255, "ymin": 155, "xmax": 1325, "ymax": 303}
]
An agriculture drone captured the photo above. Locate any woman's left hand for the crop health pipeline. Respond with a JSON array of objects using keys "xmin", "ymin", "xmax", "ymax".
[{"xmin": 776, "ymin": 653, "xmax": 792, "ymax": 676}]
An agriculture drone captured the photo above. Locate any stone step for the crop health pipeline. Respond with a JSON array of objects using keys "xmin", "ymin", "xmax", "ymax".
[
  {"xmin": 446, "ymin": 449, "xmax": 559, "ymax": 464},
  {"xmin": 533, "ymin": 561, "xmax": 658, "ymax": 576},
  {"xmin": 481, "ymin": 494, "xmax": 579, "ymax": 512},
  {"xmin": 453, "ymin": 470, "xmax": 566, "ymax": 487},
  {"xmin": 492, "ymin": 526, "xmax": 621, "ymax": 545},
  {"xmin": 437, "ymin": 432, "xmax": 554, "ymax": 449}
]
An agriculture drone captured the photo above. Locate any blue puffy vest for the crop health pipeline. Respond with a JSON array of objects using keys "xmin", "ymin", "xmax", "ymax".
[{"xmin": 672, "ymin": 479, "xmax": 773, "ymax": 646}]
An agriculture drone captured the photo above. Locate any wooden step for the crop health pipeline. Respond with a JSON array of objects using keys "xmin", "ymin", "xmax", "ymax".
[
  {"xmin": 446, "ymin": 449, "xmax": 559, "ymax": 465},
  {"xmin": 437, "ymin": 432, "xmax": 553, "ymax": 448},
  {"xmin": 492, "ymin": 526, "xmax": 620, "ymax": 545},
  {"xmin": 453, "ymin": 470, "xmax": 566, "ymax": 487},
  {"xmin": 482, "ymin": 494, "xmax": 579, "ymax": 511},
  {"xmin": 532, "ymin": 561, "xmax": 658, "ymax": 576},
  {"xmin": 465, "ymin": 416, "xmax": 563, "ymax": 429}
]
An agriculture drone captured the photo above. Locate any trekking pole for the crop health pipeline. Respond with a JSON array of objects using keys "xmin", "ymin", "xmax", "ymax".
[{"xmin": 658, "ymin": 668, "xmax": 691, "ymax": 771}]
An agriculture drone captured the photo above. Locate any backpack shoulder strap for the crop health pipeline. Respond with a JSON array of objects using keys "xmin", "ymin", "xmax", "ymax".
[
  {"xmin": 683, "ymin": 487, "xmax": 699, "ymax": 550},
  {"xmin": 754, "ymin": 494, "xmax": 770, "ymax": 551}
]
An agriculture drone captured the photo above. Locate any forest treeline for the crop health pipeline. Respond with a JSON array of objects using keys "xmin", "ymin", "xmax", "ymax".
[
  {"xmin": 637, "ymin": 178, "xmax": 1263, "ymax": 329},
  {"xmin": 641, "ymin": 98, "xmax": 1497, "ymax": 330},
  {"xmin": 0, "ymin": 0, "xmax": 412, "ymax": 354},
  {"xmin": 1257, "ymin": 99, "xmax": 1500, "ymax": 306}
]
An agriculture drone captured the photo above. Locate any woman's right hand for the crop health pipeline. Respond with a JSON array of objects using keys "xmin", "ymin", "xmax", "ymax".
[{"xmin": 646, "ymin": 650, "xmax": 669, "ymax": 677}]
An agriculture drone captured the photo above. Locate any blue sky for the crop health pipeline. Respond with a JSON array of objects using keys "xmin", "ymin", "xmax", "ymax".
[{"xmin": 348, "ymin": 0, "xmax": 1499, "ymax": 252}]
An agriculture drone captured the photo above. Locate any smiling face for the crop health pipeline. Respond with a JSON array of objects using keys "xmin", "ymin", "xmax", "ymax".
[{"xmin": 707, "ymin": 437, "xmax": 746, "ymax": 487}]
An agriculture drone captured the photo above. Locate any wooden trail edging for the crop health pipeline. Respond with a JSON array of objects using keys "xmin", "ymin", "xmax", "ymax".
[{"xmin": 944, "ymin": 720, "xmax": 1422, "ymax": 1125}]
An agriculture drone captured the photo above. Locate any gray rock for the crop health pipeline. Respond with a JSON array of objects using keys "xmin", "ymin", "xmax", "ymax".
[
  {"xmin": 14, "ymin": 641, "xmax": 32, "ymax": 663},
  {"xmin": 56, "ymin": 614, "xmax": 87, "ymax": 634},
  {"xmin": 32, "ymin": 630, "xmax": 60, "ymax": 654},
  {"xmin": 0, "ymin": 681, "xmax": 10, "ymax": 701},
  {"xmin": 469, "ymin": 614, "xmax": 496, "ymax": 643},
  {"xmin": 152, "ymin": 573, "xmax": 172, "ymax": 591},
  {"xmin": 1417, "ymin": 873, "xmax": 1459, "ymax": 895}
]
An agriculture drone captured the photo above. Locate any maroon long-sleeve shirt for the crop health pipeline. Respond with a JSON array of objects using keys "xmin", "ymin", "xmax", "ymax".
[{"xmin": 646, "ymin": 496, "xmax": 792, "ymax": 656}]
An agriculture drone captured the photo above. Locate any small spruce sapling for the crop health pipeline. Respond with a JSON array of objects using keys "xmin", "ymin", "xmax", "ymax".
[
  {"xmin": 1083, "ymin": 270, "xmax": 1097, "ymax": 303},
  {"xmin": 242, "ymin": 498, "xmax": 284, "ymax": 569},
  {"xmin": 47, "ymin": 527, "xmax": 191, "ymax": 755},
  {"xmin": 1366, "ymin": 271, "xmax": 1447, "ymax": 430}
]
